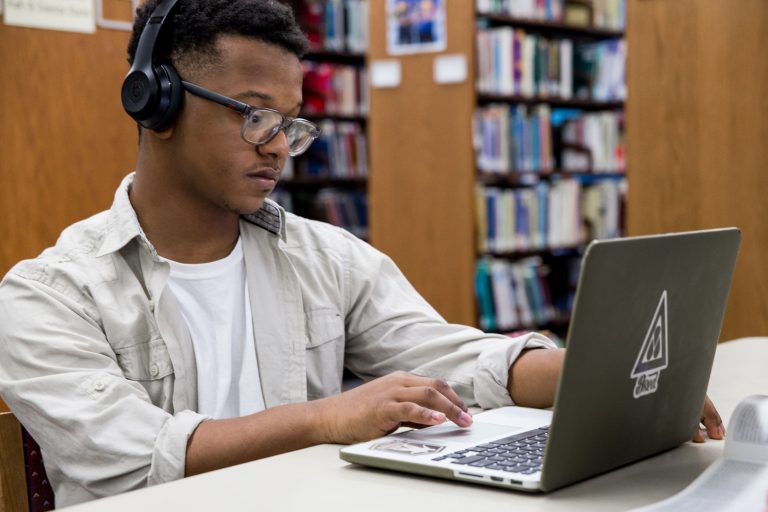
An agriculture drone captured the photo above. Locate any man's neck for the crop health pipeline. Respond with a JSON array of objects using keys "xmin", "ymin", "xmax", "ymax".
[{"xmin": 130, "ymin": 164, "xmax": 242, "ymax": 264}]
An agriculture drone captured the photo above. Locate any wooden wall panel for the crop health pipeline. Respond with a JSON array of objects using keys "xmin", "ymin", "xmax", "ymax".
[
  {"xmin": 627, "ymin": 0, "xmax": 768, "ymax": 339},
  {"xmin": 0, "ymin": 24, "xmax": 137, "ymax": 276},
  {"xmin": 0, "ymin": 412, "xmax": 28, "ymax": 512},
  {"xmin": 368, "ymin": 0, "xmax": 477, "ymax": 325}
]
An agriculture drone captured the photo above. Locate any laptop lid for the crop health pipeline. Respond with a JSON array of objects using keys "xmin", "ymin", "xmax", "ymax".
[{"xmin": 540, "ymin": 228, "xmax": 740, "ymax": 491}]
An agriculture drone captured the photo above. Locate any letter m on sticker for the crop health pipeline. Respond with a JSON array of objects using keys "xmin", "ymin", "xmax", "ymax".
[{"xmin": 631, "ymin": 290, "xmax": 669, "ymax": 378}]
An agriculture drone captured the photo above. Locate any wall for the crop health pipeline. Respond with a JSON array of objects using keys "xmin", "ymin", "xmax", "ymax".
[
  {"xmin": 626, "ymin": 0, "xmax": 768, "ymax": 339},
  {"xmin": 0, "ymin": 25, "xmax": 136, "ymax": 275},
  {"xmin": 368, "ymin": 0, "xmax": 477, "ymax": 326}
]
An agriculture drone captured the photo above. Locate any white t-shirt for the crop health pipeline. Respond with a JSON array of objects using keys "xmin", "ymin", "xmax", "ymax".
[{"xmin": 163, "ymin": 238, "xmax": 266, "ymax": 419}]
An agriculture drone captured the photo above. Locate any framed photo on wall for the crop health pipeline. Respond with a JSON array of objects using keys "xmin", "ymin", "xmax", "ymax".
[{"xmin": 386, "ymin": 0, "xmax": 446, "ymax": 55}]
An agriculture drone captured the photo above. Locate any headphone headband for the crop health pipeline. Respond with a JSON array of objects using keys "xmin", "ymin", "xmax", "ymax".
[
  {"xmin": 121, "ymin": 0, "xmax": 182, "ymax": 131},
  {"xmin": 131, "ymin": 0, "xmax": 179, "ymax": 75}
]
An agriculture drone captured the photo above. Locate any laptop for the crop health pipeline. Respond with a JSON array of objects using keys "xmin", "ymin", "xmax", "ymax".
[{"xmin": 340, "ymin": 228, "xmax": 741, "ymax": 492}]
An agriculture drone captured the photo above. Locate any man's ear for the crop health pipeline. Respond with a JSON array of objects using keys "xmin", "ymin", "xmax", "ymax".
[{"xmin": 149, "ymin": 125, "xmax": 175, "ymax": 140}]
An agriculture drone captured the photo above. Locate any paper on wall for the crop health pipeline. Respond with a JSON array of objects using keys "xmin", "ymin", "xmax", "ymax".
[{"xmin": 4, "ymin": 0, "xmax": 96, "ymax": 34}]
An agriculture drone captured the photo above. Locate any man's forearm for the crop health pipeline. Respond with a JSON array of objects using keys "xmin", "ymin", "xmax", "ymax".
[
  {"xmin": 507, "ymin": 348, "xmax": 565, "ymax": 408},
  {"xmin": 185, "ymin": 400, "xmax": 328, "ymax": 476}
]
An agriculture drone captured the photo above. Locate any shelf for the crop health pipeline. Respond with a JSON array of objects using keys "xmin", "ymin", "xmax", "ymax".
[
  {"xmin": 477, "ymin": 93, "xmax": 624, "ymax": 110},
  {"xmin": 476, "ymin": 13, "xmax": 624, "ymax": 39},
  {"xmin": 481, "ymin": 245, "xmax": 584, "ymax": 259},
  {"xmin": 301, "ymin": 113, "xmax": 367, "ymax": 124},
  {"xmin": 478, "ymin": 170, "xmax": 626, "ymax": 187},
  {"xmin": 303, "ymin": 49, "xmax": 366, "ymax": 66},
  {"xmin": 278, "ymin": 176, "xmax": 367, "ymax": 188}
]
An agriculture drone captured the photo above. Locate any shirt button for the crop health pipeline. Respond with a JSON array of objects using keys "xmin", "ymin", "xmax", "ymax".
[
  {"xmin": 148, "ymin": 301, "xmax": 155, "ymax": 313},
  {"xmin": 150, "ymin": 364, "xmax": 160, "ymax": 377},
  {"xmin": 93, "ymin": 381, "xmax": 105, "ymax": 392}
]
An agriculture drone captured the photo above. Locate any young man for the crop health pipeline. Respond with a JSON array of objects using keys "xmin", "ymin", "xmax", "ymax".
[{"xmin": 0, "ymin": 0, "xmax": 722, "ymax": 507}]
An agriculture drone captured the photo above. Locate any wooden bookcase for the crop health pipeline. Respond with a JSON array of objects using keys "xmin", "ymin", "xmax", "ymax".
[
  {"xmin": 368, "ymin": 0, "xmax": 626, "ymax": 333},
  {"xmin": 626, "ymin": 0, "xmax": 768, "ymax": 339},
  {"xmin": 276, "ymin": 2, "xmax": 371, "ymax": 240}
]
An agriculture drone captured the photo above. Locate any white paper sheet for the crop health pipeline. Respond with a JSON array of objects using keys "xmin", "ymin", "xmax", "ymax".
[{"xmin": 4, "ymin": 0, "xmax": 96, "ymax": 34}]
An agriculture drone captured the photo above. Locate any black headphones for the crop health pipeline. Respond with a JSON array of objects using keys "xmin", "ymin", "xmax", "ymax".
[{"xmin": 121, "ymin": 0, "xmax": 182, "ymax": 132}]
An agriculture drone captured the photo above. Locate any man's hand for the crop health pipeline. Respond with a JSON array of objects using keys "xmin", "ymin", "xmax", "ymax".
[
  {"xmin": 693, "ymin": 395, "xmax": 725, "ymax": 443},
  {"xmin": 316, "ymin": 371, "xmax": 473, "ymax": 445}
]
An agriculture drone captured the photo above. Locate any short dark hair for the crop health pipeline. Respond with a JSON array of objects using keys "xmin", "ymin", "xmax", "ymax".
[{"xmin": 127, "ymin": 0, "xmax": 309, "ymax": 78}]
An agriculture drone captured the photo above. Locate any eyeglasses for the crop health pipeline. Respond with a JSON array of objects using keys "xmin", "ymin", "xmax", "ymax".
[{"xmin": 181, "ymin": 80, "xmax": 320, "ymax": 157}]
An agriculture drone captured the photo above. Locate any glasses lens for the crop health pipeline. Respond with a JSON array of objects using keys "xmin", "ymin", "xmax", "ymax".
[
  {"xmin": 242, "ymin": 109, "xmax": 283, "ymax": 145},
  {"xmin": 285, "ymin": 120, "xmax": 319, "ymax": 156},
  {"xmin": 242, "ymin": 109, "xmax": 319, "ymax": 156}
]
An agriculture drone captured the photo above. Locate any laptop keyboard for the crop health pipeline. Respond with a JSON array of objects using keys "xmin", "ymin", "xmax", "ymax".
[{"xmin": 431, "ymin": 426, "xmax": 548, "ymax": 475}]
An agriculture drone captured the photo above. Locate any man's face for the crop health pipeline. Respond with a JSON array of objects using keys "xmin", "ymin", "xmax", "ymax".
[{"xmin": 169, "ymin": 35, "xmax": 303, "ymax": 216}]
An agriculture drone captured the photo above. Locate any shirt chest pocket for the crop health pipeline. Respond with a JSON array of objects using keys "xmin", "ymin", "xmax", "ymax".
[
  {"xmin": 114, "ymin": 338, "xmax": 175, "ymax": 410},
  {"xmin": 305, "ymin": 308, "xmax": 345, "ymax": 399}
]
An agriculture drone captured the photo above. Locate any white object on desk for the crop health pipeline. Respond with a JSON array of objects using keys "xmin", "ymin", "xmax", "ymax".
[{"xmin": 631, "ymin": 394, "xmax": 768, "ymax": 511}]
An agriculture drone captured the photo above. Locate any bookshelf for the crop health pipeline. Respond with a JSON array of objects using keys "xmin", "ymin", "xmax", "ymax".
[
  {"xmin": 368, "ymin": 0, "xmax": 626, "ymax": 337},
  {"xmin": 276, "ymin": 0, "xmax": 370, "ymax": 240}
]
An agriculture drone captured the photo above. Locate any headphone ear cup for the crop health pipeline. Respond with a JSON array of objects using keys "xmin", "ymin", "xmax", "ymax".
[
  {"xmin": 148, "ymin": 63, "xmax": 183, "ymax": 132},
  {"xmin": 121, "ymin": 69, "xmax": 159, "ymax": 125}
]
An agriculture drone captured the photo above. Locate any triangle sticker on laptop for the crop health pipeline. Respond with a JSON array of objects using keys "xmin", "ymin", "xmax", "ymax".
[{"xmin": 631, "ymin": 290, "xmax": 669, "ymax": 398}]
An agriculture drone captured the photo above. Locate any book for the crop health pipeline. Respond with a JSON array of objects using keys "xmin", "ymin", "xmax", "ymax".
[
  {"xmin": 296, "ymin": 0, "xmax": 369, "ymax": 52},
  {"xmin": 296, "ymin": 120, "xmax": 368, "ymax": 179},
  {"xmin": 631, "ymin": 395, "xmax": 768, "ymax": 512},
  {"xmin": 476, "ymin": 27, "xmax": 625, "ymax": 103}
]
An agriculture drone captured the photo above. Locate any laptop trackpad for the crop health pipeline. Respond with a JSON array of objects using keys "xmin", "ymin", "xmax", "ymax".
[{"xmin": 393, "ymin": 422, "xmax": 521, "ymax": 444}]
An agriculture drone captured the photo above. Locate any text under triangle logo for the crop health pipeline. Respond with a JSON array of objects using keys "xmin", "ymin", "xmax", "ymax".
[{"xmin": 631, "ymin": 290, "xmax": 669, "ymax": 399}]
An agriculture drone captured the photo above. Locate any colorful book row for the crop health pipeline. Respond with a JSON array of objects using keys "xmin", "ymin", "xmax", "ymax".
[
  {"xmin": 560, "ymin": 110, "xmax": 625, "ymax": 172},
  {"xmin": 316, "ymin": 189, "xmax": 369, "ymax": 238},
  {"xmin": 477, "ymin": 0, "xmax": 564, "ymax": 22},
  {"xmin": 303, "ymin": 62, "xmax": 368, "ymax": 117},
  {"xmin": 295, "ymin": 120, "xmax": 368, "ymax": 179},
  {"xmin": 474, "ymin": 105, "xmax": 625, "ymax": 174},
  {"xmin": 476, "ymin": 178, "xmax": 624, "ymax": 253},
  {"xmin": 476, "ymin": 27, "xmax": 626, "ymax": 102},
  {"xmin": 269, "ymin": 188, "xmax": 368, "ymax": 239},
  {"xmin": 591, "ymin": 0, "xmax": 626, "ymax": 30},
  {"xmin": 298, "ymin": 0, "xmax": 368, "ymax": 53},
  {"xmin": 477, "ymin": 0, "xmax": 626, "ymax": 31},
  {"xmin": 475, "ymin": 104, "xmax": 554, "ymax": 173},
  {"xmin": 475, "ymin": 256, "xmax": 560, "ymax": 332}
]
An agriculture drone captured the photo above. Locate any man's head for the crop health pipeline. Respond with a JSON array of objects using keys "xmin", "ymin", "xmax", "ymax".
[
  {"xmin": 126, "ymin": 0, "xmax": 311, "ymax": 218},
  {"xmin": 126, "ymin": 0, "xmax": 308, "ymax": 131}
]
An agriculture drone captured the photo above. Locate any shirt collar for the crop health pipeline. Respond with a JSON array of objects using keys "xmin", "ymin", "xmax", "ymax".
[{"xmin": 97, "ymin": 172, "xmax": 287, "ymax": 258}]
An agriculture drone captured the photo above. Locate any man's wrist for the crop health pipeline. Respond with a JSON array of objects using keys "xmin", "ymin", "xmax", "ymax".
[{"xmin": 507, "ymin": 347, "xmax": 565, "ymax": 408}]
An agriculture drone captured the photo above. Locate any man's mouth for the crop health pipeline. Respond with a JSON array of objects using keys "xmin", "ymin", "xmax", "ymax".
[{"xmin": 247, "ymin": 168, "xmax": 279, "ymax": 186}]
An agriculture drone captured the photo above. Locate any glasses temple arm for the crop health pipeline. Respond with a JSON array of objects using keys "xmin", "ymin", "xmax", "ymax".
[{"xmin": 181, "ymin": 80, "xmax": 250, "ymax": 115}]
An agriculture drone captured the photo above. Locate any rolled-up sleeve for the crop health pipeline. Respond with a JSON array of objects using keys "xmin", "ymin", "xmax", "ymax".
[
  {"xmin": 0, "ymin": 271, "xmax": 208, "ymax": 505},
  {"xmin": 342, "ymin": 237, "xmax": 558, "ymax": 410}
]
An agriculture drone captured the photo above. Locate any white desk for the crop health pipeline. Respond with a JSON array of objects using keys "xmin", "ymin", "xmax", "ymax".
[{"xmin": 65, "ymin": 338, "xmax": 767, "ymax": 511}]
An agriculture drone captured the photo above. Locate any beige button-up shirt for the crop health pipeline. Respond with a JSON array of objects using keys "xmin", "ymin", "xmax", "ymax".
[{"xmin": 0, "ymin": 174, "xmax": 555, "ymax": 507}]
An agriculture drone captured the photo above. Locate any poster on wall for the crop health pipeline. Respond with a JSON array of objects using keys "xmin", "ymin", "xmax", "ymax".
[
  {"xmin": 4, "ymin": 0, "xmax": 96, "ymax": 33},
  {"xmin": 386, "ymin": 0, "xmax": 446, "ymax": 55}
]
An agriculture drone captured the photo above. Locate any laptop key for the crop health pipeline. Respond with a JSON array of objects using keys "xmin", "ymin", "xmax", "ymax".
[
  {"xmin": 452, "ymin": 455, "xmax": 486, "ymax": 465},
  {"xmin": 468, "ymin": 460, "xmax": 494, "ymax": 468}
]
